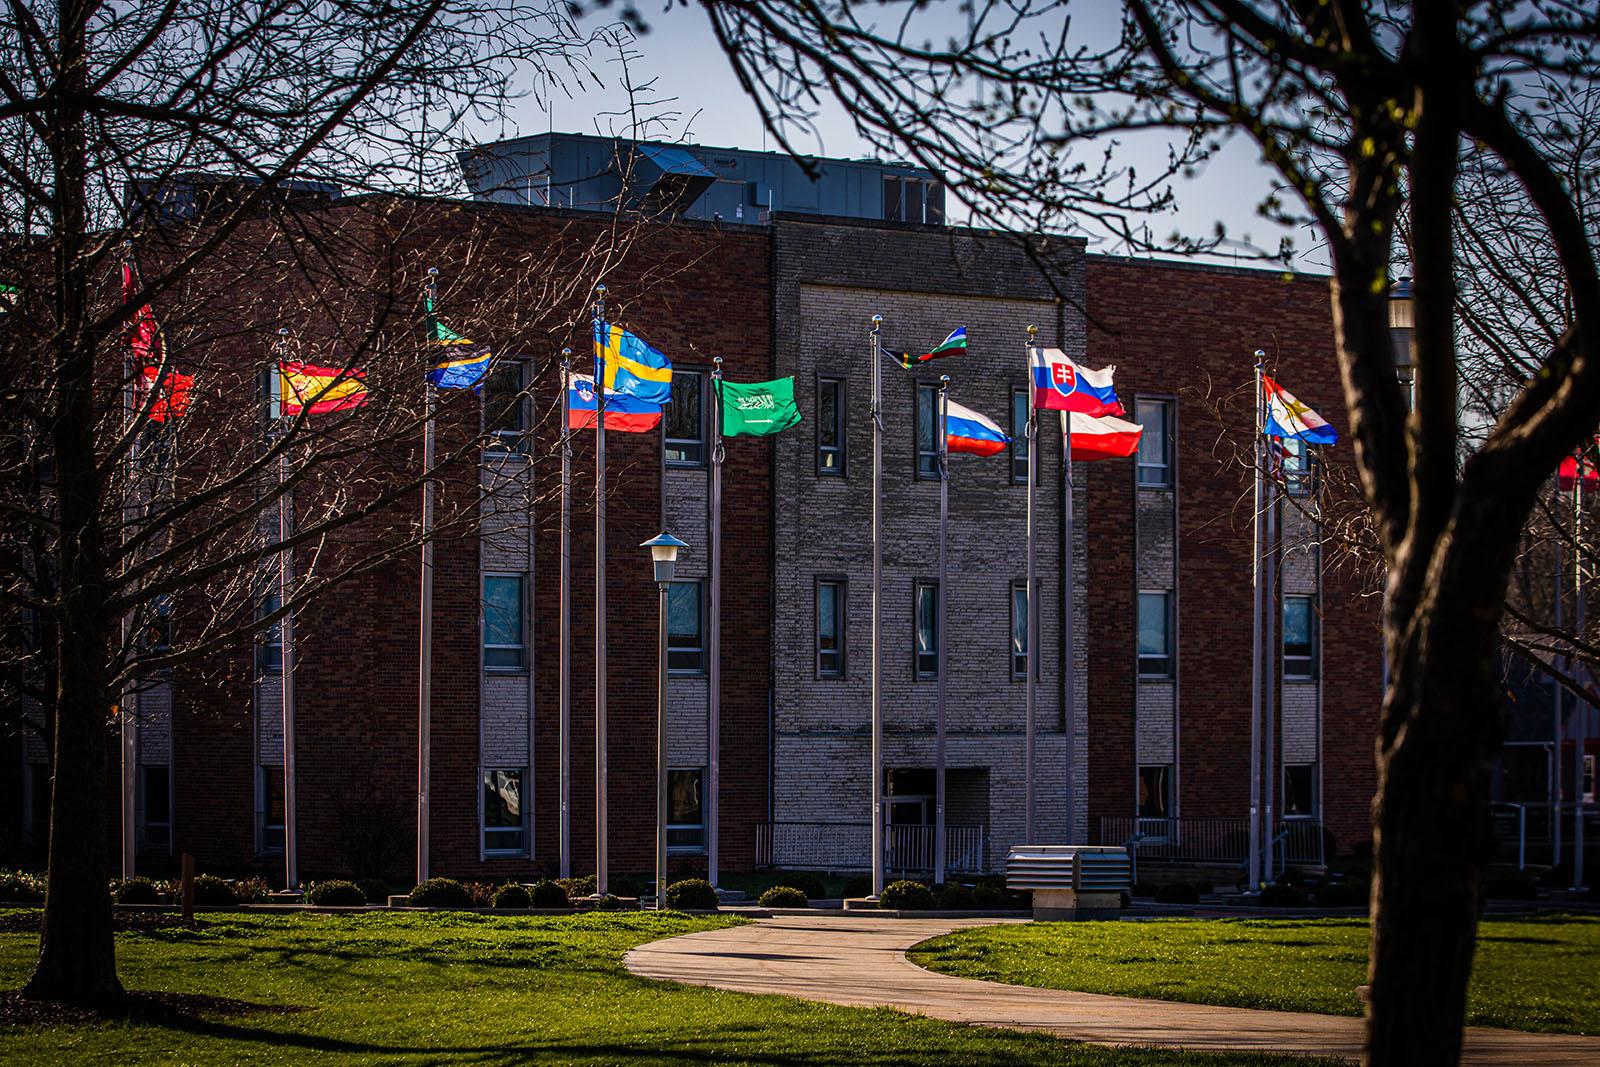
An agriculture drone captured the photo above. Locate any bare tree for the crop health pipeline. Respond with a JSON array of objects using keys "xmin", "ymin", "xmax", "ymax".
[{"xmin": 691, "ymin": 1, "xmax": 1600, "ymax": 1060}]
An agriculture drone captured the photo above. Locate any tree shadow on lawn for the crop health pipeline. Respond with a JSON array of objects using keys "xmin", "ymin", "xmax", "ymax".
[{"xmin": 0, "ymin": 989, "xmax": 303, "ymax": 1029}]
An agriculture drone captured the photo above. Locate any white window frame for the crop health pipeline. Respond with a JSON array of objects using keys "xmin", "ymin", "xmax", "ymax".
[
  {"xmin": 1137, "ymin": 590, "xmax": 1173, "ymax": 678},
  {"xmin": 481, "ymin": 766, "xmax": 529, "ymax": 856},
  {"xmin": 482, "ymin": 572, "xmax": 527, "ymax": 672},
  {"xmin": 668, "ymin": 579, "xmax": 705, "ymax": 674},
  {"xmin": 1283, "ymin": 594, "xmax": 1318, "ymax": 680},
  {"xmin": 483, "ymin": 359, "xmax": 528, "ymax": 455},
  {"xmin": 665, "ymin": 369, "xmax": 706, "ymax": 467},
  {"xmin": 817, "ymin": 375, "xmax": 846, "ymax": 477},
  {"xmin": 1136, "ymin": 398, "xmax": 1173, "ymax": 488},
  {"xmin": 667, "ymin": 767, "xmax": 706, "ymax": 854}
]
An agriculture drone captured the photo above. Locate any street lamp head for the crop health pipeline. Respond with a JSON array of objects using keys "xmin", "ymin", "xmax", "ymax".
[{"xmin": 641, "ymin": 531, "xmax": 689, "ymax": 584}]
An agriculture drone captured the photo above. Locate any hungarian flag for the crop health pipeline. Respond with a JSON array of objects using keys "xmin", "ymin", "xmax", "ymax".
[
  {"xmin": 716, "ymin": 377, "xmax": 802, "ymax": 437},
  {"xmin": 279, "ymin": 361, "xmax": 368, "ymax": 415},
  {"xmin": 122, "ymin": 264, "xmax": 193, "ymax": 422},
  {"xmin": 883, "ymin": 326, "xmax": 967, "ymax": 370}
]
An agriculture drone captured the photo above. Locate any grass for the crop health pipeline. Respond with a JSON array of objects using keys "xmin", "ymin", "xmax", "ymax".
[
  {"xmin": 0, "ymin": 909, "xmax": 1335, "ymax": 1065},
  {"xmin": 909, "ymin": 915, "xmax": 1600, "ymax": 1035}
]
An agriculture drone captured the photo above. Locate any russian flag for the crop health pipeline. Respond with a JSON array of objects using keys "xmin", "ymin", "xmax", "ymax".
[
  {"xmin": 1262, "ymin": 375, "xmax": 1337, "ymax": 445},
  {"xmin": 567, "ymin": 373, "xmax": 662, "ymax": 433},
  {"xmin": 1064, "ymin": 411, "xmax": 1142, "ymax": 461},
  {"xmin": 945, "ymin": 399, "xmax": 1010, "ymax": 457},
  {"xmin": 1030, "ymin": 347, "xmax": 1123, "ymax": 416}
]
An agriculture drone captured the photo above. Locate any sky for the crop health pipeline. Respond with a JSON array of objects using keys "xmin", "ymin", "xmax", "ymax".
[{"xmin": 493, "ymin": 4, "xmax": 1325, "ymax": 271}]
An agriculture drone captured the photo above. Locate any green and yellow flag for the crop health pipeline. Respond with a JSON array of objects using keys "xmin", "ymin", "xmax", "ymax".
[{"xmin": 717, "ymin": 376, "xmax": 802, "ymax": 437}]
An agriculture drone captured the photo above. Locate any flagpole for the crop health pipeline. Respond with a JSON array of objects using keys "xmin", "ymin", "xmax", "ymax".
[
  {"xmin": 276, "ymin": 328, "xmax": 298, "ymax": 890},
  {"xmin": 559, "ymin": 346, "xmax": 573, "ymax": 879},
  {"xmin": 708, "ymin": 356, "xmax": 724, "ymax": 889},
  {"xmin": 935, "ymin": 375, "xmax": 949, "ymax": 886},
  {"xmin": 119, "ymin": 247, "xmax": 138, "ymax": 883},
  {"xmin": 1063, "ymin": 402, "xmax": 1077, "ymax": 842},
  {"xmin": 869, "ymin": 313, "xmax": 884, "ymax": 899},
  {"xmin": 1264, "ymin": 457, "xmax": 1279, "ymax": 884},
  {"xmin": 1248, "ymin": 353, "xmax": 1265, "ymax": 890},
  {"xmin": 593, "ymin": 285, "xmax": 609, "ymax": 897},
  {"xmin": 417, "ymin": 271, "xmax": 438, "ymax": 887},
  {"xmin": 1574, "ymin": 455, "xmax": 1589, "ymax": 893},
  {"xmin": 1024, "ymin": 325, "xmax": 1038, "ymax": 844}
]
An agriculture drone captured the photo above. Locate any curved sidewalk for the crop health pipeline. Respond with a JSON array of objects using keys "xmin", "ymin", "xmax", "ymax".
[{"xmin": 624, "ymin": 913, "xmax": 1600, "ymax": 1064}]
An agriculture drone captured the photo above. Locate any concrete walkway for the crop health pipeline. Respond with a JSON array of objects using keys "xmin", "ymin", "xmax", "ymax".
[{"xmin": 624, "ymin": 913, "xmax": 1600, "ymax": 1064}]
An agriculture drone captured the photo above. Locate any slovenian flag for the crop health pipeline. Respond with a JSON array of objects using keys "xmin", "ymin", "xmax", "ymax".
[
  {"xmin": 1262, "ymin": 375, "xmax": 1337, "ymax": 445},
  {"xmin": 1030, "ymin": 347, "xmax": 1123, "ymax": 416},
  {"xmin": 885, "ymin": 327, "xmax": 968, "ymax": 370},
  {"xmin": 567, "ymin": 372, "xmax": 662, "ymax": 433},
  {"xmin": 1064, "ymin": 411, "xmax": 1142, "ymax": 461},
  {"xmin": 595, "ymin": 321, "xmax": 672, "ymax": 405},
  {"xmin": 945, "ymin": 399, "xmax": 1010, "ymax": 457},
  {"xmin": 279, "ymin": 361, "xmax": 369, "ymax": 415}
]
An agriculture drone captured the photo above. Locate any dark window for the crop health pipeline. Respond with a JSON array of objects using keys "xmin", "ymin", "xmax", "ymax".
[
  {"xmin": 916, "ymin": 382, "xmax": 940, "ymax": 479},
  {"xmin": 817, "ymin": 579, "xmax": 845, "ymax": 678},
  {"xmin": 904, "ymin": 179, "xmax": 924, "ymax": 224},
  {"xmin": 482, "ymin": 768, "xmax": 526, "ymax": 853},
  {"xmin": 1011, "ymin": 582, "xmax": 1029, "ymax": 679},
  {"xmin": 665, "ymin": 370, "xmax": 705, "ymax": 466},
  {"xmin": 817, "ymin": 376, "xmax": 846, "ymax": 476},
  {"xmin": 668, "ymin": 580, "xmax": 704, "ymax": 673},
  {"xmin": 1138, "ymin": 591, "xmax": 1172, "ymax": 677},
  {"xmin": 145, "ymin": 594, "xmax": 173, "ymax": 653},
  {"xmin": 1138, "ymin": 765, "xmax": 1172, "ymax": 818},
  {"xmin": 1283, "ymin": 595, "xmax": 1317, "ymax": 679},
  {"xmin": 482, "ymin": 574, "xmax": 526, "ymax": 670},
  {"xmin": 1136, "ymin": 398, "xmax": 1172, "ymax": 487},
  {"xmin": 141, "ymin": 765, "xmax": 171, "ymax": 848},
  {"xmin": 1010, "ymin": 388, "xmax": 1030, "ymax": 484},
  {"xmin": 1281, "ymin": 437, "xmax": 1316, "ymax": 496},
  {"xmin": 925, "ymin": 182, "xmax": 946, "ymax": 225},
  {"xmin": 260, "ymin": 765, "xmax": 285, "ymax": 853},
  {"xmin": 1283, "ymin": 764, "xmax": 1317, "ymax": 817},
  {"xmin": 484, "ymin": 361, "xmax": 526, "ymax": 453},
  {"xmin": 915, "ymin": 581, "xmax": 939, "ymax": 679},
  {"xmin": 882, "ymin": 176, "xmax": 903, "ymax": 221},
  {"xmin": 257, "ymin": 591, "xmax": 282, "ymax": 675},
  {"xmin": 668, "ymin": 768, "xmax": 705, "ymax": 851}
]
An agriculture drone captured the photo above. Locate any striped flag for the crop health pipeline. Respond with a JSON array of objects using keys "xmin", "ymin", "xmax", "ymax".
[
  {"xmin": 1030, "ymin": 347, "xmax": 1123, "ymax": 416},
  {"xmin": 945, "ymin": 399, "xmax": 1010, "ymax": 456},
  {"xmin": 1261, "ymin": 375, "xmax": 1337, "ymax": 445},
  {"xmin": 566, "ymin": 372, "xmax": 661, "ymax": 433},
  {"xmin": 1064, "ymin": 411, "xmax": 1142, "ymax": 461},
  {"xmin": 279, "ymin": 361, "xmax": 368, "ymax": 415},
  {"xmin": 594, "ymin": 321, "xmax": 672, "ymax": 405},
  {"xmin": 884, "ymin": 326, "xmax": 968, "ymax": 370},
  {"xmin": 425, "ymin": 297, "xmax": 491, "ymax": 391}
]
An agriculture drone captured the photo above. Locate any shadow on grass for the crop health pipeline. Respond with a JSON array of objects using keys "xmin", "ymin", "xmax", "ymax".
[{"xmin": 0, "ymin": 989, "xmax": 303, "ymax": 1029}]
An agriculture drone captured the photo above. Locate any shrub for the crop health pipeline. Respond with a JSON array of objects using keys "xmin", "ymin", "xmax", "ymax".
[
  {"xmin": 529, "ymin": 880, "xmax": 570, "ymax": 909},
  {"xmin": 408, "ymin": 877, "xmax": 473, "ymax": 909},
  {"xmin": 937, "ymin": 884, "xmax": 977, "ymax": 910},
  {"xmin": 233, "ymin": 876, "xmax": 272, "ymax": 904},
  {"xmin": 1130, "ymin": 880, "xmax": 1159, "ymax": 898},
  {"xmin": 357, "ymin": 878, "xmax": 391, "ymax": 906},
  {"xmin": 1278, "ymin": 868, "xmax": 1308, "ymax": 888},
  {"xmin": 592, "ymin": 893, "xmax": 629, "ymax": 911},
  {"xmin": 0, "ymin": 870, "xmax": 45, "ymax": 903},
  {"xmin": 841, "ymin": 874, "xmax": 872, "ymax": 899},
  {"xmin": 464, "ymin": 881, "xmax": 495, "ymax": 908},
  {"xmin": 491, "ymin": 883, "xmax": 532, "ymax": 910},
  {"xmin": 758, "ymin": 885, "xmax": 810, "ymax": 908},
  {"xmin": 972, "ymin": 883, "xmax": 1008, "ymax": 908},
  {"xmin": 879, "ymin": 880, "xmax": 935, "ymax": 910},
  {"xmin": 191, "ymin": 874, "xmax": 237, "ymax": 907},
  {"xmin": 1154, "ymin": 882, "xmax": 1200, "ymax": 905},
  {"xmin": 1194, "ymin": 879, "xmax": 1215, "ymax": 895},
  {"xmin": 306, "ymin": 880, "xmax": 367, "ymax": 907},
  {"xmin": 557, "ymin": 874, "xmax": 596, "ymax": 900},
  {"xmin": 773, "ymin": 872, "xmax": 828, "ymax": 899},
  {"xmin": 666, "ymin": 878, "xmax": 719, "ymax": 910},
  {"xmin": 1482, "ymin": 875, "xmax": 1539, "ymax": 901},
  {"xmin": 113, "ymin": 877, "xmax": 164, "ymax": 905},
  {"xmin": 1256, "ymin": 882, "xmax": 1306, "ymax": 908},
  {"xmin": 1315, "ymin": 880, "xmax": 1369, "ymax": 908}
]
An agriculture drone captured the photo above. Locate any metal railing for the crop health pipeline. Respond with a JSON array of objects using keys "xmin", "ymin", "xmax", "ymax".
[
  {"xmin": 1098, "ymin": 815, "xmax": 1326, "ymax": 867},
  {"xmin": 755, "ymin": 821, "xmax": 987, "ymax": 873}
]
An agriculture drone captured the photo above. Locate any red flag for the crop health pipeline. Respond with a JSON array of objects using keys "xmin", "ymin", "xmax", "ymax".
[
  {"xmin": 1558, "ymin": 449, "xmax": 1600, "ymax": 492},
  {"xmin": 123, "ymin": 263, "xmax": 191, "ymax": 421}
]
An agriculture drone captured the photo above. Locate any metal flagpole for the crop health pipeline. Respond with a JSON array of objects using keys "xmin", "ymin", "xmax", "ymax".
[
  {"xmin": 417, "ymin": 270, "xmax": 438, "ymax": 887},
  {"xmin": 1574, "ymin": 457, "xmax": 1589, "ymax": 892},
  {"xmin": 1553, "ymin": 490, "xmax": 1564, "ymax": 868},
  {"xmin": 1248, "ymin": 354, "xmax": 1265, "ymax": 890},
  {"xmin": 593, "ymin": 285, "xmax": 609, "ymax": 896},
  {"xmin": 935, "ymin": 375, "xmax": 949, "ymax": 886},
  {"xmin": 1024, "ymin": 325, "xmax": 1038, "ymax": 843},
  {"xmin": 119, "ymin": 247, "xmax": 138, "ymax": 882},
  {"xmin": 1264, "ymin": 459, "xmax": 1280, "ymax": 883},
  {"xmin": 1063, "ymin": 401, "xmax": 1077, "ymax": 841},
  {"xmin": 559, "ymin": 347, "xmax": 573, "ymax": 878},
  {"xmin": 870, "ymin": 314, "xmax": 885, "ymax": 898},
  {"xmin": 276, "ymin": 330, "xmax": 298, "ymax": 889},
  {"xmin": 708, "ymin": 357, "xmax": 724, "ymax": 888}
]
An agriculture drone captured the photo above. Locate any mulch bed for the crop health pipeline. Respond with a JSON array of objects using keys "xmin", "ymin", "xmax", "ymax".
[
  {"xmin": 0, "ymin": 911, "xmax": 202, "ymax": 934},
  {"xmin": 0, "ymin": 988, "xmax": 302, "ymax": 1029}
]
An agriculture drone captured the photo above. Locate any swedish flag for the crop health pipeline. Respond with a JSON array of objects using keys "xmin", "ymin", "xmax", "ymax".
[{"xmin": 594, "ymin": 321, "xmax": 672, "ymax": 406}]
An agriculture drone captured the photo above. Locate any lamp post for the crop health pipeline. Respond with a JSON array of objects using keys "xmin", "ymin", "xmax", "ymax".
[
  {"xmin": 1383, "ymin": 279, "xmax": 1415, "ymax": 705},
  {"xmin": 643, "ymin": 532, "xmax": 688, "ymax": 911}
]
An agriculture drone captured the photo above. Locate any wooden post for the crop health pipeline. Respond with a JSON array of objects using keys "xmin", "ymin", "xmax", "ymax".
[{"xmin": 180, "ymin": 853, "xmax": 194, "ymax": 921}]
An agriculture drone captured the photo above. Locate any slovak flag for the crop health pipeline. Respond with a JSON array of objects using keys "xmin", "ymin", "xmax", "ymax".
[
  {"xmin": 1261, "ymin": 375, "xmax": 1337, "ymax": 445},
  {"xmin": 1063, "ymin": 411, "xmax": 1142, "ymax": 461},
  {"xmin": 1029, "ymin": 347, "xmax": 1123, "ymax": 416},
  {"xmin": 945, "ymin": 399, "xmax": 1010, "ymax": 457}
]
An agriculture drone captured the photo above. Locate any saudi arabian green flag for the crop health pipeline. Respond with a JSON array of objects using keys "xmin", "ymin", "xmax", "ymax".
[{"xmin": 717, "ymin": 376, "xmax": 802, "ymax": 437}]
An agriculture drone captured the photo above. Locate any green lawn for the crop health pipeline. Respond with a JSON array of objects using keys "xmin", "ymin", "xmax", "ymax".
[
  {"xmin": 909, "ymin": 915, "xmax": 1600, "ymax": 1035},
  {"xmin": 0, "ymin": 909, "xmax": 1333, "ymax": 1065}
]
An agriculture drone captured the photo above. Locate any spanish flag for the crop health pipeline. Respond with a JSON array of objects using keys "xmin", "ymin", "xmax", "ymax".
[
  {"xmin": 279, "ymin": 360, "xmax": 368, "ymax": 415},
  {"xmin": 593, "ymin": 321, "xmax": 672, "ymax": 405}
]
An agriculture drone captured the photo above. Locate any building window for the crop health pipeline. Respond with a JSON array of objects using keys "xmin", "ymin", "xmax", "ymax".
[
  {"xmin": 482, "ymin": 573, "xmax": 526, "ymax": 671},
  {"xmin": 1137, "ymin": 591, "xmax": 1173, "ymax": 677},
  {"xmin": 1138, "ymin": 765, "xmax": 1172, "ymax": 818},
  {"xmin": 1010, "ymin": 388, "xmax": 1030, "ymax": 484},
  {"xmin": 668, "ymin": 580, "xmax": 704, "ymax": 673},
  {"xmin": 1010, "ymin": 582, "xmax": 1029, "ymax": 680},
  {"xmin": 260, "ymin": 765, "xmax": 284, "ymax": 853},
  {"xmin": 665, "ymin": 369, "xmax": 705, "ymax": 466},
  {"xmin": 1283, "ymin": 595, "xmax": 1318, "ymax": 679},
  {"xmin": 482, "ymin": 768, "xmax": 527, "ymax": 854},
  {"xmin": 817, "ymin": 578, "xmax": 845, "ymax": 678},
  {"xmin": 915, "ymin": 382, "xmax": 940, "ymax": 479},
  {"xmin": 483, "ymin": 361, "xmax": 527, "ymax": 453},
  {"xmin": 1135, "ymin": 398, "xmax": 1172, "ymax": 487},
  {"xmin": 915, "ymin": 581, "xmax": 939, "ymax": 678},
  {"xmin": 1585, "ymin": 754, "xmax": 1595, "ymax": 805},
  {"xmin": 668, "ymin": 768, "xmax": 705, "ymax": 852},
  {"xmin": 257, "ymin": 591, "xmax": 282, "ymax": 675},
  {"xmin": 1284, "ymin": 763, "xmax": 1317, "ymax": 817},
  {"xmin": 882, "ymin": 175, "xmax": 945, "ymax": 224},
  {"xmin": 140, "ymin": 765, "xmax": 171, "ymax": 849},
  {"xmin": 817, "ymin": 376, "xmax": 846, "ymax": 476},
  {"xmin": 144, "ymin": 594, "xmax": 173, "ymax": 653},
  {"xmin": 1281, "ymin": 437, "xmax": 1316, "ymax": 496}
]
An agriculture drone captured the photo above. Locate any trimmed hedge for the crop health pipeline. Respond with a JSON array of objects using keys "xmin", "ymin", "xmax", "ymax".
[
  {"xmin": 113, "ymin": 877, "xmax": 164, "ymax": 905},
  {"xmin": 665, "ymin": 878, "xmax": 719, "ymax": 910},
  {"xmin": 879, "ymin": 880, "xmax": 935, "ymax": 910},
  {"xmin": 937, "ymin": 884, "xmax": 977, "ymax": 910},
  {"xmin": 1315, "ymin": 879, "xmax": 1369, "ymax": 908},
  {"xmin": 1154, "ymin": 882, "xmax": 1200, "ymax": 905},
  {"xmin": 972, "ymin": 884, "xmax": 1007, "ymax": 908},
  {"xmin": 758, "ymin": 885, "xmax": 810, "ymax": 908},
  {"xmin": 306, "ymin": 880, "xmax": 367, "ymax": 907},
  {"xmin": 408, "ymin": 877, "xmax": 473, "ymax": 909},
  {"xmin": 357, "ymin": 878, "xmax": 391, "ymax": 905},
  {"xmin": 191, "ymin": 874, "xmax": 237, "ymax": 906},
  {"xmin": 557, "ymin": 874, "xmax": 596, "ymax": 900},
  {"xmin": 491, "ymin": 883, "xmax": 532, "ymax": 910},
  {"xmin": 529, "ymin": 880, "xmax": 570, "ymax": 909},
  {"xmin": 1256, "ymin": 882, "xmax": 1306, "ymax": 907},
  {"xmin": 0, "ymin": 870, "xmax": 46, "ymax": 903},
  {"xmin": 773, "ymin": 872, "xmax": 827, "ymax": 899}
]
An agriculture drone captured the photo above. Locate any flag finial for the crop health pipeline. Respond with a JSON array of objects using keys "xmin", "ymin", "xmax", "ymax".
[
  {"xmin": 1027, "ymin": 324, "xmax": 1037, "ymax": 340},
  {"xmin": 595, "ymin": 283, "xmax": 606, "ymax": 295},
  {"xmin": 427, "ymin": 266, "xmax": 438, "ymax": 277}
]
